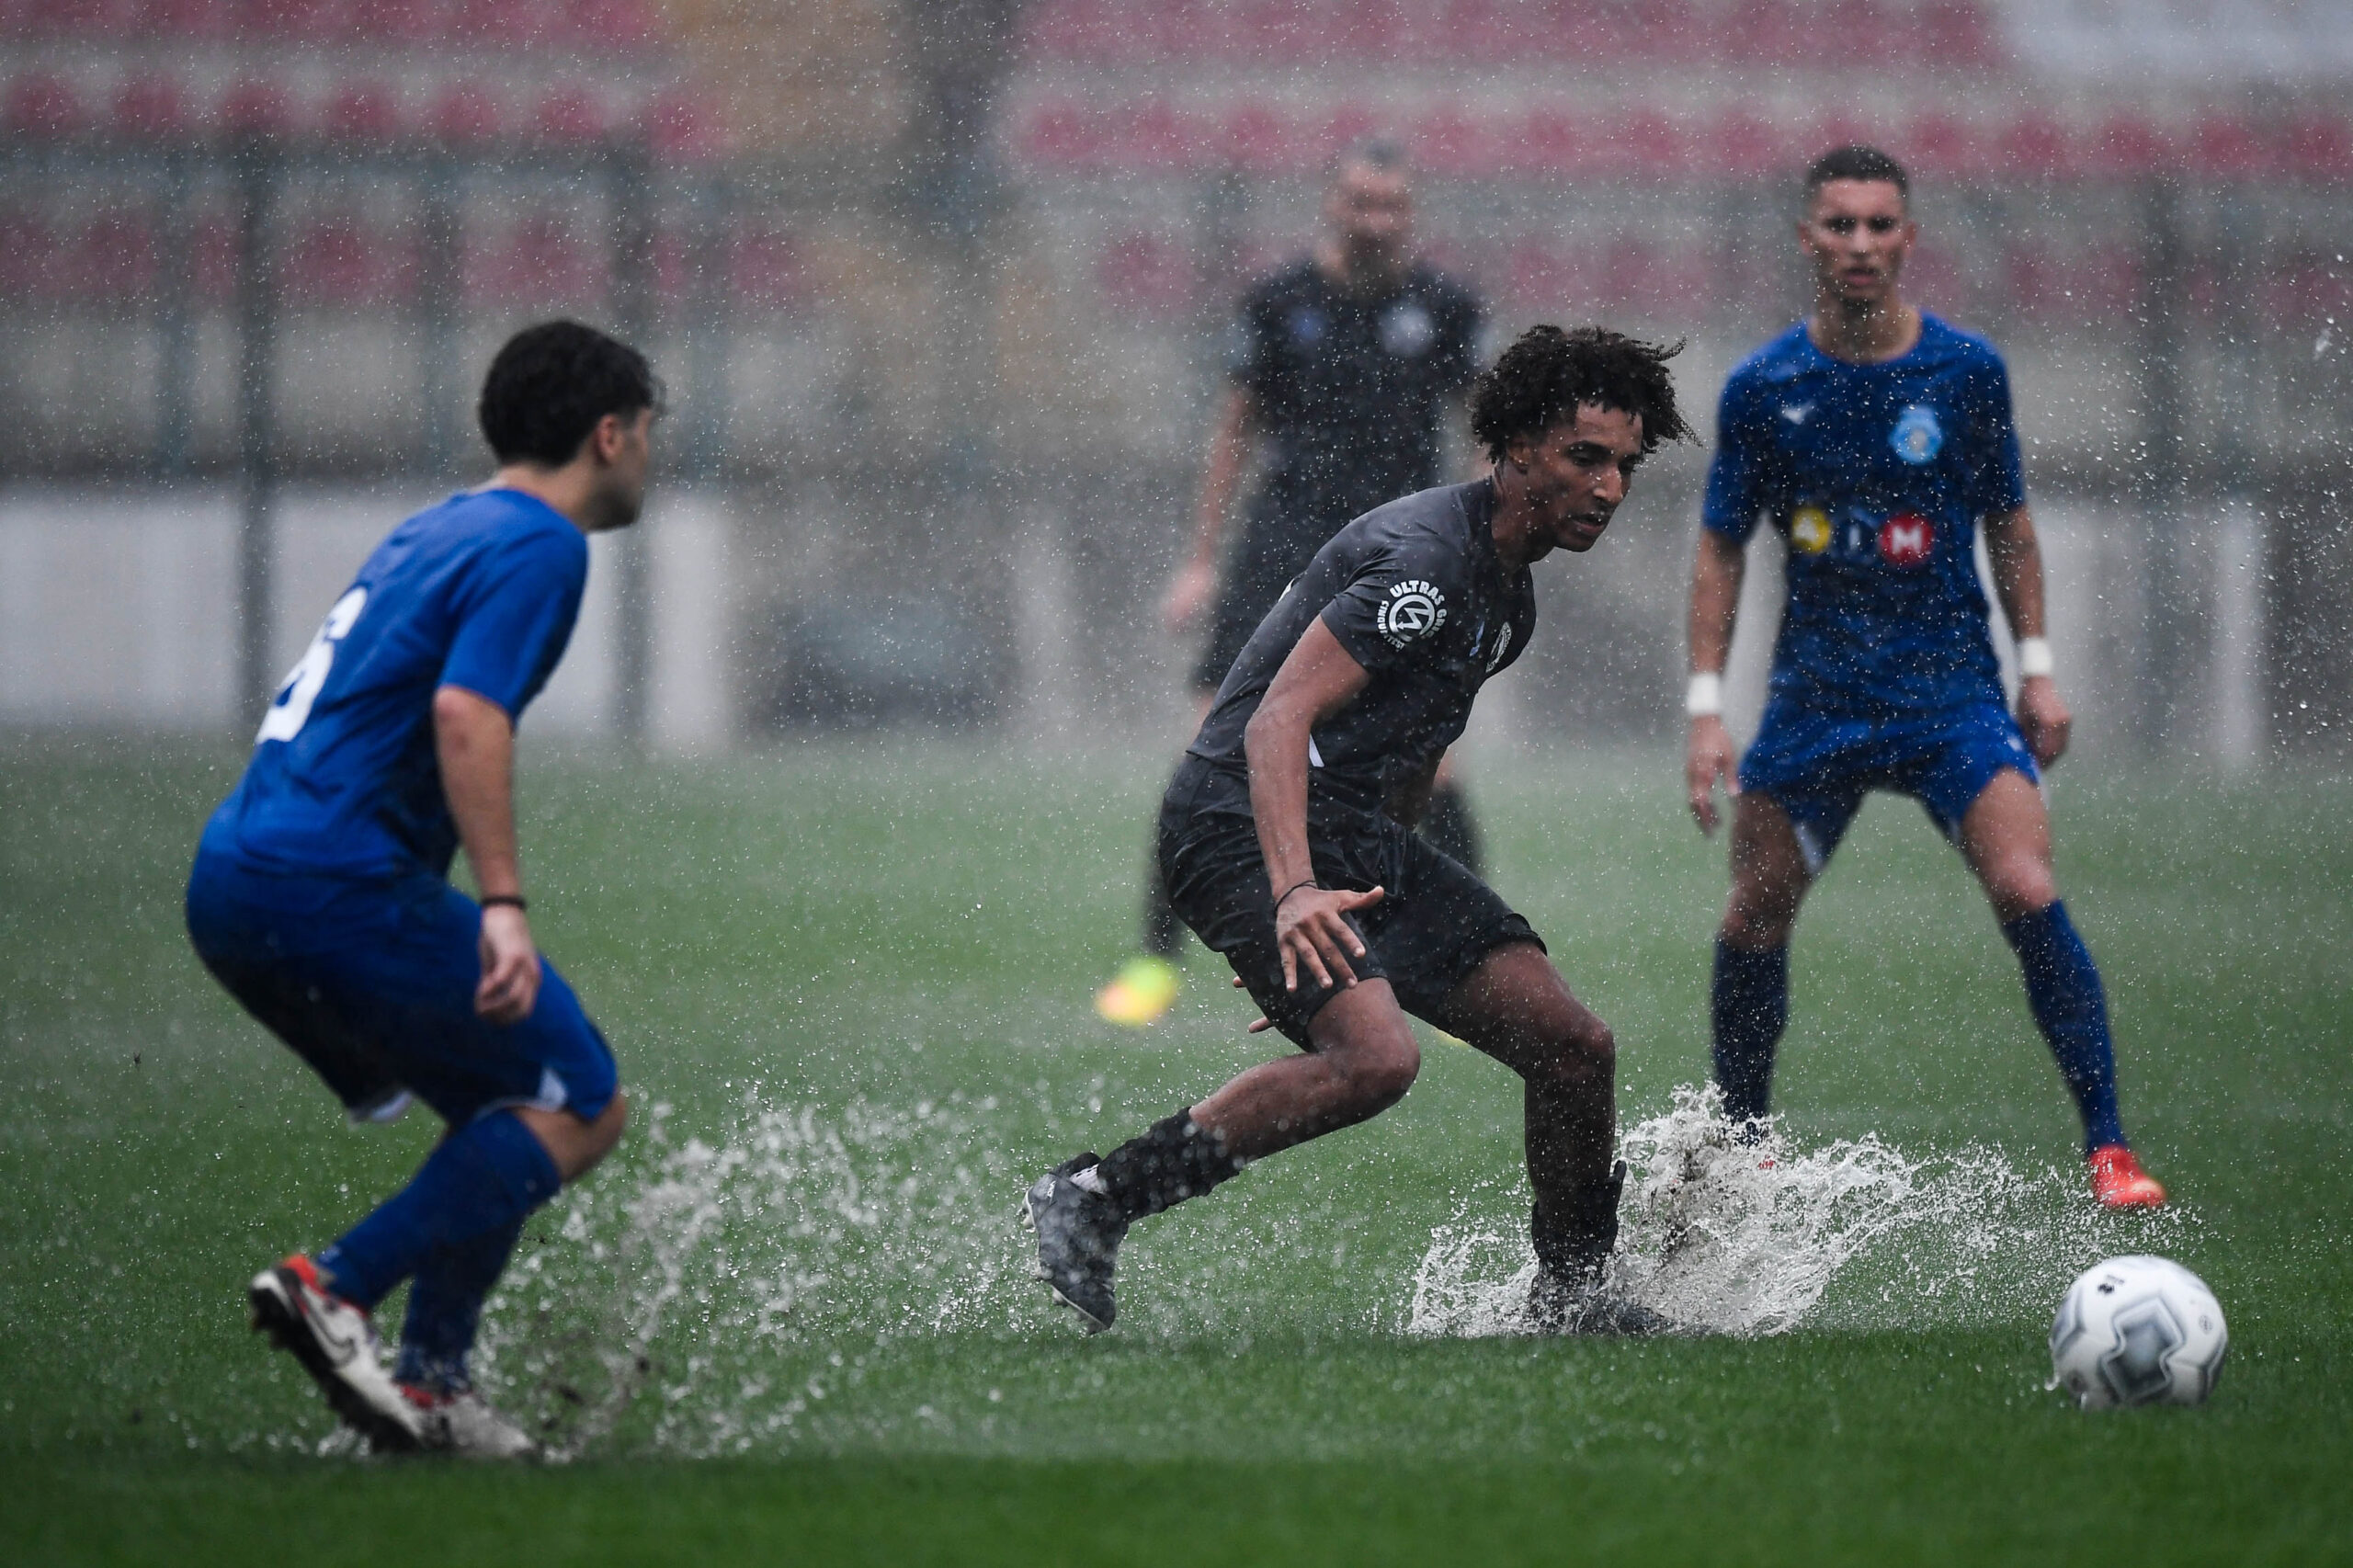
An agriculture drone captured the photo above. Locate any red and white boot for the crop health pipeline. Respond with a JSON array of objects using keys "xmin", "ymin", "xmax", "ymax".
[
  {"xmin": 2087, "ymin": 1144, "xmax": 2166, "ymax": 1210},
  {"xmin": 248, "ymin": 1255, "xmax": 424, "ymax": 1451}
]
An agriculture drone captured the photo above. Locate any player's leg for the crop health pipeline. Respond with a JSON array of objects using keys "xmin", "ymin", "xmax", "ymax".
[
  {"xmin": 1096, "ymin": 690, "xmax": 1220, "ymax": 1027},
  {"xmin": 1954, "ymin": 768, "xmax": 2163, "ymax": 1207},
  {"xmin": 1711, "ymin": 791, "xmax": 1815, "ymax": 1128}
]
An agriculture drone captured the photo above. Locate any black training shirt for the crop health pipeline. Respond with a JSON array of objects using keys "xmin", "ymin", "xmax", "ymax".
[
  {"xmin": 1227, "ymin": 259, "xmax": 1483, "ymax": 593},
  {"xmin": 1188, "ymin": 479, "xmax": 1534, "ymax": 817}
]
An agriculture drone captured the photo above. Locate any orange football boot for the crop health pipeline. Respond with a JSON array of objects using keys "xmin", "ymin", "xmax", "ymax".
[{"xmin": 2087, "ymin": 1144, "xmax": 2166, "ymax": 1210}]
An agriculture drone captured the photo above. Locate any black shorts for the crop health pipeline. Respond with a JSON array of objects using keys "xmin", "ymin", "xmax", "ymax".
[{"xmin": 1156, "ymin": 756, "xmax": 1542, "ymax": 1046}]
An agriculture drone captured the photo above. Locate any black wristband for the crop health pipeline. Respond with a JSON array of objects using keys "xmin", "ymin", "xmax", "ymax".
[
  {"xmin": 481, "ymin": 893, "xmax": 528, "ymax": 912},
  {"xmin": 1273, "ymin": 880, "xmax": 1320, "ymax": 913}
]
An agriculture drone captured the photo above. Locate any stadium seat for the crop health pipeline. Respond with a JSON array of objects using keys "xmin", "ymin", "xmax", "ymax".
[
  {"xmin": 1503, "ymin": 108, "xmax": 1581, "ymax": 177},
  {"xmin": 563, "ymin": 0, "xmax": 656, "ymax": 51},
  {"xmin": 1436, "ymin": 0, "xmax": 1509, "ymax": 55},
  {"xmin": 1716, "ymin": 0, "xmax": 1805, "ymax": 65},
  {"xmin": 1018, "ymin": 100, "xmax": 1108, "ymax": 169},
  {"xmin": 1916, "ymin": 0, "xmax": 2000, "ymax": 67},
  {"xmin": 1586, "ymin": 108, "xmax": 1686, "ymax": 179},
  {"xmin": 133, "ymin": 0, "xmax": 232, "ymax": 36},
  {"xmin": 451, "ymin": 0, "xmax": 552, "ymax": 44},
  {"xmin": 239, "ymin": 0, "xmax": 348, "ymax": 42},
  {"xmin": 1995, "ymin": 115, "xmax": 2070, "ymax": 180},
  {"xmin": 428, "ymin": 80, "xmax": 503, "ymax": 144},
  {"xmin": 730, "ymin": 224, "xmax": 809, "ymax": 312},
  {"xmin": 2189, "ymin": 116, "xmax": 2270, "ymax": 179},
  {"xmin": 23, "ymin": 0, "xmax": 129, "ymax": 37},
  {"xmin": 1222, "ymin": 101, "xmax": 1299, "ymax": 174},
  {"xmin": 2085, "ymin": 115, "xmax": 2170, "ymax": 179},
  {"xmin": 2283, "ymin": 115, "xmax": 2353, "ymax": 180},
  {"xmin": 1704, "ymin": 106, "xmax": 1791, "ymax": 179},
  {"xmin": 468, "ymin": 212, "xmax": 602, "ymax": 304},
  {"xmin": 0, "ymin": 207, "xmax": 59, "ymax": 297},
  {"xmin": 1097, "ymin": 230, "xmax": 1196, "ymax": 316},
  {"xmin": 1822, "ymin": 0, "xmax": 1895, "ymax": 67},
  {"xmin": 347, "ymin": 0, "xmax": 444, "ymax": 41},
  {"xmin": 112, "ymin": 73, "xmax": 189, "ymax": 139},
  {"xmin": 281, "ymin": 213, "xmax": 416, "ymax": 305},
  {"xmin": 644, "ymin": 87, "xmax": 720, "ymax": 164},
  {"xmin": 322, "ymin": 80, "xmax": 402, "ymax": 144},
  {"xmin": 1903, "ymin": 112, "xmax": 1982, "ymax": 180},
  {"xmin": 1414, "ymin": 105, "xmax": 1493, "ymax": 176},
  {"xmin": 220, "ymin": 77, "xmax": 298, "ymax": 139},
  {"xmin": 533, "ymin": 83, "xmax": 607, "ymax": 144},
  {"xmin": 1110, "ymin": 98, "xmax": 1209, "ymax": 172},
  {"xmin": 69, "ymin": 208, "xmax": 158, "ymax": 302},
  {"xmin": 4, "ymin": 70, "xmax": 84, "ymax": 137}
]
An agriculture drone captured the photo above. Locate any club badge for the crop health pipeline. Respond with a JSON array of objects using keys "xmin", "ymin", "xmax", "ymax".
[
  {"xmin": 1891, "ymin": 404, "xmax": 1944, "ymax": 464},
  {"xmin": 1790, "ymin": 506, "xmax": 1832, "ymax": 554},
  {"xmin": 1376, "ymin": 579, "xmax": 1449, "ymax": 649},
  {"xmin": 1878, "ymin": 511, "xmax": 1935, "ymax": 569},
  {"xmin": 1379, "ymin": 301, "xmax": 1437, "ymax": 357}
]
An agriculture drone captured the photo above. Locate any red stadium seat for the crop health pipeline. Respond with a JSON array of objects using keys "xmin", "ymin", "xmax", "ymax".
[
  {"xmin": 323, "ymin": 80, "xmax": 403, "ymax": 144},
  {"xmin": 0, "ymin": 207, "xmax": 60, "ymax": 297},
  {"xmin": 70, "ymin": 208, "xmax": 158, "ymax": 302},
  {"xmin": 239, "ymin": 0, "xmax": 348, "ymax": 41},
  {"xmin": 2189, "ymin": 116, "xmax": 2271, "ymax": 179},
  {"xmin": 1715, "ymin": 0, "xmax": 1805, "ymax": 66},
  {"xmin": 2085, "ymin": 115, "xmax": 2170, "ymax": 178},
  {"xmin": 564, "ymin": 0, "xmax": 657, "ymax": 51},
  {"xmin": 1586, "ymin": 108, "xmax": 1686, "ymax": 180},
  {"xmin": 220, "ymin": 77, "xmax": 298, "ymax": 139},
  {"xmin": 1109, "ymin": 98, "xmax": 1209, "ymax": 172},
  {"xmin": 1994, "ymin": 115, "xmax": 2070, "ymax": 180},
  {"xmin": 1222, "ymin": 101, "xmax": 1299, "ymax": 174},
  {"xmin": 1903, "ymin": 112, "xmax": 1982, "ymax": 180},
  {"xmin": 533, "ymin": 83, "xmax": 607, "ymax": 144},
  {"xmin": 2283, "ymin": 115, "xmax": 2353, "ymax": 180},
  {"xmin": 112, "ymin": 73, "xmax": 190, "ymax": 140},
  {"xmin": 644, "ymin": 87, "xmax": 720, "ymax": 164},
  {"xmin": 428, "ymin": 80, "xmax": 503, "ymax": 144},
  {"xmin": 1821, "ymin": 0, "xmax": 1896, "ymax": 66},
  {"xmin": 4, "ymin": 70, "xmax": 85, "ymax": 137},
  {"xmin": 24, "ymin": 0, "xmax": 129, "ymax": 36},
  {"xmin": 1017, "ymin": 100, "xmax": 1108, "ymax": 169},
  {"xmin": 1916, "ymin": 0, "xmax": 2000, "ymax": 68},
  {"xmin": 467, "ymin": 212, "xmax": 602, "ymax": 304},
  {"xmin": 1023, "ymin": 0, "xmax": 1113, "ymax": 62},
  {"xmin": 1097, "ymin": 230, "xmax": 1196, "ymax": 316},
  {"xmin": 1413, "ymin": 105, "xmax": 1494, "ymax": 176},
  {"xmin": 1502, "ymin": 107, "xmax": 1581, "ymax": 177},
  {"xmin": 1704, "ymin": 106, "xmax": 1793, "ymax": 179},
  {"xmin": 730, "ymin": 225, "xmax": 809, "ymax": 312},
  {"xmin": 134, "ymin": 0, "xmax": 231, "ymax": 35},
  {"xmin": 1436, "ymin": 0, "xmax": 1510, "ymax": 55},
  {"xmin": 347, "ymin": 0, "xmax": 444, "ymax": 41},
  {"xmin": 450, "ymin": 0, "xmax": 551, "ymax": 44}
]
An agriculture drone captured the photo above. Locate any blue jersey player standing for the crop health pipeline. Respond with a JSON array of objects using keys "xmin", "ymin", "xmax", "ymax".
[
  {"xmin": 1685, "ymin": 147, "xmax": 2165, "ymax": 1210},
  {"xmin": 187, "ymin": 321, "xmax": 661, "ymax": 1454}
]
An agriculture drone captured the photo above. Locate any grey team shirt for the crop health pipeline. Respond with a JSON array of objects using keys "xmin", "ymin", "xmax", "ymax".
[{"xmin": 1187, "ymin": 479, "xmax": 1535, "ymax": 817}]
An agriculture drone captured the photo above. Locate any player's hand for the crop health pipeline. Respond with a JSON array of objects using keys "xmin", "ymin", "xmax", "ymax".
[
  {"xmin": 476, "ymin": 903, "xmax": 542, "ymax": 1025},
  {"xmin": 2018, "ymin": 676, "xmax": 2072, "ymax": 767},
  {"xmin": 1687, "ymin": 716, "xmax": 1740, "ymax": 836},
  {"xmin": 1161, "ymin": 561, "xmax": 1218, "ymax": 635},
  {"xmin": 1274, "ymin": 883, "xmax": 1384, "ymax": 994}
]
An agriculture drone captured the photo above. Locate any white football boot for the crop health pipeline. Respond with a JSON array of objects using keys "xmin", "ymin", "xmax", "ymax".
[
  {"xmin": 403, "ymin": 1385, "xmax": 540, "ymax": 1460},
  {"xmin": 248, "ymin": 1256, "xmax": 424, "ymax": 1452}
]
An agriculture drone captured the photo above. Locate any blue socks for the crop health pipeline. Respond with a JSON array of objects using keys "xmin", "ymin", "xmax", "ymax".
[
  {"xmin": 2002, "ymin": 901, "xmax": 2126, "ymax": 1153},
  {"xmin": 318, "ymin": 1108, "xmax": 560, "ymax": 1313},
  {"xmin": 1711, "ymin": 938, "xmax": 1790, "ymax": 1126},
  {"xmin": 394, "ymin": 1217, "xmax": 526, "ymax": 1394}
]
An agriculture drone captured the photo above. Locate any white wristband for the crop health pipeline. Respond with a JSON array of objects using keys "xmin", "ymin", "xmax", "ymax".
[
  {"xmin": 1686, "ymin": 672, "xmax": 1723, "ymax": 717},
  {"xmin": 2017, "ymin": 637, "xmax": 2053, "ymax": 678}
]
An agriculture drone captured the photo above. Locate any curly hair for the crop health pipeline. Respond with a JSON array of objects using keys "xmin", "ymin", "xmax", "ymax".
[
  {"xmin": 1469, "ymin": 324, "xmax": 1690, "ymax": 460},
  {"xmin": 478, "ymin": 320, "xmax": 662, "ymax": 468}
]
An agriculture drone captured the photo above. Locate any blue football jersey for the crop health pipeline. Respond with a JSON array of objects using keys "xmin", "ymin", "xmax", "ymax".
[
  {"xmin": 199, "ymin": 489, "xmax": 589, "ymax": 880},
  {"xmin": 1702, "ymin": 313, "xmax": 2028, "ymax": 716}
]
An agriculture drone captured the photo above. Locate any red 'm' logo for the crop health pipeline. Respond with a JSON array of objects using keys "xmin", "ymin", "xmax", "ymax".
[{"xmin": 1878, "ymin": 513, "xmax": 1934, "ymax": 569}]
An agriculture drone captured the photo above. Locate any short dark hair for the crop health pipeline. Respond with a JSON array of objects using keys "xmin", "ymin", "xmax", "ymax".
[
  {"xmin": 1470, "ymin": 324, "xmax": 1689, "ymax": 459},
  {"xmin": 477, "ymin": 320, "xmax": 660, "ymax": 468},
  {"xmin": 1804, "ymin": 144, "xmax": 1910, "ymax": 200}
]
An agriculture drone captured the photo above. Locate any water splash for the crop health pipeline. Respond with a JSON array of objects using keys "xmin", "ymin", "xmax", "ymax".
[
  {"xmin": 1408, "ymin": 1085, "xmax": 2191, "ymax": 1339},
  {"xmin": 472, "ymin": 1089, "xmax": 1029, "ymax": 1460}
]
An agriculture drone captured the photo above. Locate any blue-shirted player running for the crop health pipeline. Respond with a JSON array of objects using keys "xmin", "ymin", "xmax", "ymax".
[
  {"xmin": 1684, "ymin": 146, "xmax": 2165, "ymax": 1210},
  {"xmin": 187, "ymin": 321, "xmax": 661, "ymax": 1454}
]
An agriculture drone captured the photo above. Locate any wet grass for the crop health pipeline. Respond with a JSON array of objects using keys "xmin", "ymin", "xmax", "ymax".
[{"xmin": 3, "ymin": 735, "xmax": 2349, "ymax": 1565}]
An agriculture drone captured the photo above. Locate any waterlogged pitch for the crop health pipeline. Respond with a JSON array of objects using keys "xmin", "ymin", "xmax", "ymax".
[{"xmin": 4, "ymin": 740, "xmax": 2350, "ymax": 1563}]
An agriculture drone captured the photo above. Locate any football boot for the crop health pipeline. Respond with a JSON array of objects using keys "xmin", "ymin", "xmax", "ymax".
[
  {"xmin": 248, "ymin": 1255, "xmax": 423, "ymax": 1452},
  {"xmin": 2087, "ymin": 1144, "xmax": 2166, "ymax": 1210},
  {"xmin": 1093, "ymin": 956, "xmax": 1181, "ymax": 1028},
  {"xmin": 402, "ymin": 1384, "xmax": 540, "ymax": 1460},
  {"xmin": 1024, "ymin": 1153, "xmax": 1129, "ymax": 1333}
]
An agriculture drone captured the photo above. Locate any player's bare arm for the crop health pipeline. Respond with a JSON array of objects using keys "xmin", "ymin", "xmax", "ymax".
[
  {"xmin": 1686, "ymin": 528, "xmax": 1745, "ymax": 835},
  {"xmin": 1984, "ymin": 506, "xmax": 2072, "ymax": 767},
  {"xmin": 1164, "ymin": 388, "xmax": 1259, "ymax": 634},
  {"xmin": 1244, "ymin": 618, "xmax": 1384, "ymax": 993},
  {"xmin": 435, "ymin": 685, "xmax": 540, "ymax": 1025}
]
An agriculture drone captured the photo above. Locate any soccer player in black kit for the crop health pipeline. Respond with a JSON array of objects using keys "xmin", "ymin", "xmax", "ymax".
[
  {"xmin": 1096, "ymin": 141, "xmax": 1486, "ymax": 1028},
  {"xmin": 1031, "ymin": 325, "xmax": 1690, "ymax": 1335}
]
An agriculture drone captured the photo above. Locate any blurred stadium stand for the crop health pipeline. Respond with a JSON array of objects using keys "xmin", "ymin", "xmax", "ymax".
[{"xmin": 1, "ymin": 0, "xmax": 2349, "ymax": 759}]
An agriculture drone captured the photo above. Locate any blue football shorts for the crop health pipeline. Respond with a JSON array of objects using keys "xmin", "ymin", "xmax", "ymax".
[
  {"xmin": 186, "ymin": 852, "xmax": 618, "ymax": 1127},
  {"xmin": 1737, "ymin": 699, "xmax": 2040, "ymax": 875}
]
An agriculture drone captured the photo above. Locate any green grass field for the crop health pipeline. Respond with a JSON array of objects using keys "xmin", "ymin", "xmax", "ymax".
[{"xmin": 4, "ymin": 737, "xmax": 2350, "ymax": 1564}]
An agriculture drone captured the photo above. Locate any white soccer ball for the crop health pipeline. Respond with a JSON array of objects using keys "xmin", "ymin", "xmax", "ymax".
[{"xmin": 2049, "ymin": 1256, "xmax": 2228, "ymax": 1409}]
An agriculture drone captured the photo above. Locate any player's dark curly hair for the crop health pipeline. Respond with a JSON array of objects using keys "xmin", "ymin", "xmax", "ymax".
[
  {"xmin": 1805, "ymin": 144, "xmax": 1909, "ymax": 199},
  {"xmin": 477, "ymin": 320, "xmax": 662, "ymax": 468},
  {"xmin": 1469, "ymin": 324, "xmax": 1690, "ymax": 459}
]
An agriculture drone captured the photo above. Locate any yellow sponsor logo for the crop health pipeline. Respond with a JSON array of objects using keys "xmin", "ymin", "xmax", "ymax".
[{"xmin": 1790, "ymin": 506, "xmax": 1831, "ymax": 554}]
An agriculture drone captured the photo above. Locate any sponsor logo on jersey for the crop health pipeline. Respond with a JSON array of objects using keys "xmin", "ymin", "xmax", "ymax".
[
  {"xmin": 1379, "ymin": 301, "xmax": 1437, "ymax": 357},
  {"xmin": 1790, "ymin": 506, "xmax": 1832, "ymax": 554},
  {"xmin": 1878, "ymin": 511, "xmax": 1935, "ymax": 568},
  {"xmin": 1891, "ymin": 403, "xmax": 1944, "ymax": 464},
  {"xmin": 1288, "ymin": 306, "xmax": 1327, "ymax": 345},
  {"xmin": 1780, "ymin": 403, "xmax": 1813, "ymax": 425},
  {"xmin": 1376, "ymin": 578, "xmax": 1449, "ymax": 648}
]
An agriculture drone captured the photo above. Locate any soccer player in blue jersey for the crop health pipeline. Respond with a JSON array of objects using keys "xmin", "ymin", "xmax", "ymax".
[
  {"xmin": 186, "ymin": 322, "xmax": 659, "ymax": 1454},
  {"xmin": 1684, "ymin": 146, "xmax": 2165, "ymax": 1210}
]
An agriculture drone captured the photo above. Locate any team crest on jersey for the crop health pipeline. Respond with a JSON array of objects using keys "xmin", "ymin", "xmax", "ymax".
[
  {"xmin": 1790, "ymin": 506, "xmax": 1832, "ymax": 554},
  {"xmin": 1380, "ymin": 301, "xmax": 1437, "ymax": 357},
  {"xmin": 1891, "ymin": 404, "xmax": 1944, "ymax": 464},
  {"xmin": 1878, "ymin": 511, "xmax": 1935, "ymax": 568},
  {"xmin": 1377, "ymin": 579, "xmax": 1449, "ymax": 649},
  {"xmin": 1288, "ymin": 306, "xmax": 1327, "ymax": 345}
]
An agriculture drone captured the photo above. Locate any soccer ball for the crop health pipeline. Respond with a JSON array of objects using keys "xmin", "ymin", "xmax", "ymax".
[{"xmin": 2049, "ymin": 1256, "xmax": 2228, "ymax": 1409}]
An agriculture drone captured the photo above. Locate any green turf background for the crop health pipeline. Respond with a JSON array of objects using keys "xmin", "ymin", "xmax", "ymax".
[{"xmin": 3, "ymin": 738, "xmax": 2347, "ymax": 1564}]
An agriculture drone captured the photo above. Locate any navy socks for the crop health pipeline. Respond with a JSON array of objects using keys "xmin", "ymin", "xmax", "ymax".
[
  {"xmin": 1711, "ymin": 938, "xmax": 1790, "ymax": 1126},
  {"xmin": 394, "ymin": 1216, "xmax": 525, "ymax": 1393},
  {"xmin": 2002, "ymin": 901, "xmax": 2126, "ymax": 1153},
  {"xmin": 319, "ymin": 1108, "xmax": 560, "ymax": 1312}
]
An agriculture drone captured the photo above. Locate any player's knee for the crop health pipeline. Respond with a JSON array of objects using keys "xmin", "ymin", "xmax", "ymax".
[
  {"xmin": 1347, "ymin": 1032, "xmax": 1422, "ymax": 1114},
  {"xmin": 1722, "ymin": 887, "xmax": 1797, "ymax": 948},
  {"xmin": 574, "ymin": 1090, "xmax": 628, "ymax": 1173},
  {"xmin": 1986, "ymin": 858, "xmax": 2059, "ymax": 921}
]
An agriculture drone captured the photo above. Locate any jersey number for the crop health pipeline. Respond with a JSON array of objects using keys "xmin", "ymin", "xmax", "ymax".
[{"xmin": 257, "ymin": 587, "xmax": 368, "ymax": 744}]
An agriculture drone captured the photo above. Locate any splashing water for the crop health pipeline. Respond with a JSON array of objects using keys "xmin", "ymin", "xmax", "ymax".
[
  {"xmin": 1408, "ymin": 1085, "xmax": 2192, "ymax": 1339},
  {"xmin": 472, "ymin": 1089, "xmax": 1030, "ymax": 1460}
]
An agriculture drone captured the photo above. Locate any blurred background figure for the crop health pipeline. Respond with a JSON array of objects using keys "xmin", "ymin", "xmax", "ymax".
[
  {"xmin": 3, "ymin": 2, "xmax": 2349, "ymax": 810},
  {"xmin": 1095, "ymin": 137, "xmax": 1484, "ymax": 1028}
]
